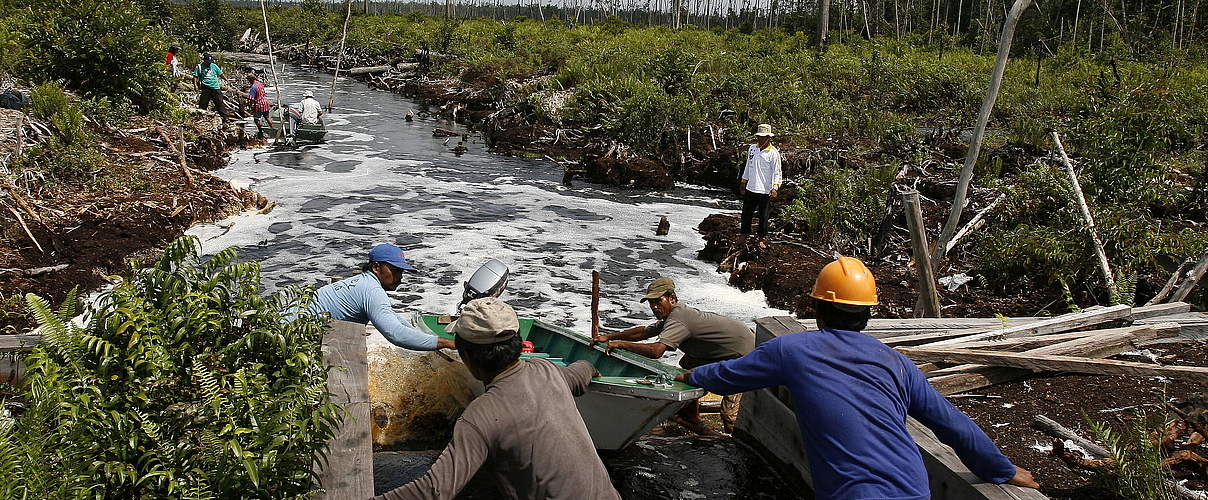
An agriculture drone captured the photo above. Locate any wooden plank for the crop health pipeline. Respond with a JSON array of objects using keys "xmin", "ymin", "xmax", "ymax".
[
  {"xmin": 755, "ymin": 316, "xmax": 797, "ymax": 345},
  {"xmin": 733, "ymin": 388, "xmax": 813, "ymax": 489},
  {"xmin": 1170, "ymin": 249, "xmax": 1208, "ymax": 302},
  {"xmin": 900, "ymin": 346, "xmax": 1208, "ymax": 383},
  {"xmin": 1137, "ymin": 313, "xmax": 1208, "ymax": 340},
  {"xmin": 908, "ymin": 418, "xmax": 1050, "ymax": 500},
  {"xmin": 921, "ymin": 304, "xmax": 1132, "ymax": 346},
  {"xmin": 0, "ymin": 334, "xmax": 43, "ymax": 353},
  {"xmin": 314, "ymin": 320, "xmax": 373, "ymax": 499},
  {"xmin": 942, "ymin": 325, "xmax": 1177, "ymax": 351},
  {"xmin": 925, "ymin": 323, "xmax": 1178, "ymax": 393},
  {"xmin": 903, "ymin": 191, "xmax": 941, "ymax": 318},
  {"xmin": 1132, "ymin": 302, "xmax": 1191, "ymax": 320}
]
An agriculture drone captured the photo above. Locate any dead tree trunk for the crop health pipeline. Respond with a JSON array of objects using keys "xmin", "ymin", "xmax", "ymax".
[
  {"xmin": 1051, "ymin": 131, "xmax": 1117, "ymax": 297},
  {"xmin": 928, "ymin": 0, "xmax": 1033, "ymax": 275}
]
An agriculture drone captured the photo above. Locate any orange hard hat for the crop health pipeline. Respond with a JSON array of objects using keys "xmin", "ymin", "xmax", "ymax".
[{"xmin": 810, "ymin": 256, "xmax": 879, "ymax": 306}]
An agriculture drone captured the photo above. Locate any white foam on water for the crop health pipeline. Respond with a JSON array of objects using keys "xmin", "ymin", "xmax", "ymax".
[{"xmin": 192, "ymin": 68, "xmax": 788, "ymax": 362}]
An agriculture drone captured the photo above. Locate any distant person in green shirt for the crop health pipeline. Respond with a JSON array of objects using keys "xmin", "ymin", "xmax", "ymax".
[{"xmin": 192, "ymin": 53, "xmax": 230, "ymax": 124}]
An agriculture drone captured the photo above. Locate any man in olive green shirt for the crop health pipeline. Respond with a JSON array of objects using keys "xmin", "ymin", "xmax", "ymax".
[
  {"xmin": 374, "ymin": 298, "xmax": 620, "ymax": 500},
  {"xmin": 592, "ymin": 277, "xmax": 754, "ymax": 434}
]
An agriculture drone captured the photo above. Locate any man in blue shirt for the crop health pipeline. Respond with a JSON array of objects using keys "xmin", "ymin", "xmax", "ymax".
[
  {"xmin": 310, "ymin": 244, "xmax": 455, "ymax": 352},
  {"xmin": 676, "ymin": 257, "xmax": 1039, "ymax": 499}
]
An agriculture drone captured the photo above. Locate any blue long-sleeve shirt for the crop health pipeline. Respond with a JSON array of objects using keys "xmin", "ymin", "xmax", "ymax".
[
  {"xmin": 689, "ymin": 328, "xmax": 1016, "ymax": 500},
  {"xmin": 309, "ymin": 272, "xmax": 438, "ymax": 351}
]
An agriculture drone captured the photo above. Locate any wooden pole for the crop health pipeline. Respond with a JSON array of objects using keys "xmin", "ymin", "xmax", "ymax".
[
  {"xmin": 903, "ymin": 191, "xmax": 941, "ymax": 318},
  {"xmin": 258, "ymin": 0, "xmax": 286, "ymax": 144},
  {"xmin": 328, "ymin": 0, "xmax": 353, "ymax": 112},
  {"xmin": 1050, "ymin": 130, "xmax": 1116, "ymax": 296},
  {"xmin": 928, "ymin": 0, "xmax": 1033, "ymax": 275},
  {"xmin": 591, "ymin": 270, "xmax": 601, "ymax": 339}
]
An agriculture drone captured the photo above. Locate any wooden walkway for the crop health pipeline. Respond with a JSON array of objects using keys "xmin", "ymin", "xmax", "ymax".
[
  {"xmin": 315, "ymin": 320, "xmax": 375, "ymax": 498},
  {"xmin": 737, "ymin": 316, "xmax": 1049, "ymax": 500}
]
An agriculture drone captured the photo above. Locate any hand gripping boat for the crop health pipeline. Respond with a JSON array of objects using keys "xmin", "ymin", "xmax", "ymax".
[{"xmin": 417, "ymin": 258, "xmax": 704, "ymax": 450}]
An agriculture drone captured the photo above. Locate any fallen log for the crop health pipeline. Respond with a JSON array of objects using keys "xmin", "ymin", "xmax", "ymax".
[
  {"xmin": 0, "ymin": 264, "xmax": 68, "ymax": 276},
  {"xmin": 900, "ymin": 346, "xmax": 1208, "ymax": 383},
  {"xmin": 215, "ymin": 51, "xmax": 273, "ymax": 63},
  {"xmin": 1148, "ymin": 258, "xmax": 1194, "ymax": 306},
  {"xmin": 1035, "ymin": 415, "xmax": 1208, "ymax": 500},
  {"xmin": 347, "ymin": 65, "xmax": 391, "ymax": 75}
]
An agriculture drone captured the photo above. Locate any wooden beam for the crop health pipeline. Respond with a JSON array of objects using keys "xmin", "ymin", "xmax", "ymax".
[
  {"xmin": 1170, "ymin": 249, "xmax": 1208, "ymax": 303},
  {"xmin": 214, "ymin": 51, "xmax": 274, "ymax": 63},
  {"xmin": 903, "ymin": 191, "xmax": 941, "ymax": 318},
  {"xmin": 1132, "ymin": 301, "xmax": 1191, "ymax": 320},
  {"xmin": 920, "ymin": 304, "xmax": 1131, "ymax": 346},
  {"xmin": 314, "ymin": 320, "xmax": 374, "ymax": 499},
  {"xmin": 900, "ymin": 346, "xmax": 1208, "ymax": 383},
  {"xmin": 925, "ymin": 323, "xmax": 1178, "ymax": 393},
  {"xmin": 0, "ymin": 334, "xmax": 43, "ymax": 353},
  {"xmin": 940, "ymin": 325, "xmax": 1173, "ymax": 351}
]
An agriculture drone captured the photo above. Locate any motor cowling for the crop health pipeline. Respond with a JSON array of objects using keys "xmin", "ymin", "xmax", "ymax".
[{"xmin": 461, "ymin": 259, "xmax": 509, "ymax": 307}]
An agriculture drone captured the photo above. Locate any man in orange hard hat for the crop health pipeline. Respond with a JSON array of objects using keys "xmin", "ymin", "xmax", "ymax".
[{"xmin": 676, "ymin": 257, "xmax": 1040, "ymax": 499}]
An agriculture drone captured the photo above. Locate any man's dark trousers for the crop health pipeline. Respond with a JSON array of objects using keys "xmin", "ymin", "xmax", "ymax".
[{"xmin": 741, "ymin": 190, "xmax": 770, "ymax": 236}]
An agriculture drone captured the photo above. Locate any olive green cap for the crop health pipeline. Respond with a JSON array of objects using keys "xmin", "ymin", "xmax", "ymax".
[{"xmin": 640, "ymin": 277, "xmax": 676, "ymax": 302}]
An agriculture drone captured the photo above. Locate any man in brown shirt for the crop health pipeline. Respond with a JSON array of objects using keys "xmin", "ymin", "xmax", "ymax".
[
  {"xmin": 373, "ymin": 298, "xmax": 620, "ymax": 500},
  {"xmin": 591, "ymin": 277, "xmax": 755, "ymax": 434}
]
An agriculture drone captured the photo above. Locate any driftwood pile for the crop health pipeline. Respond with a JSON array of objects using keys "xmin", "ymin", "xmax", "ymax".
[{"xmin": 828, "ymin": 302, "xmax": 1208, "ymax": 395}]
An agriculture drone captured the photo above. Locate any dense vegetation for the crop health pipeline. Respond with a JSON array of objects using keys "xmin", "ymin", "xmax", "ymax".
[{"xmin": 0, "ymin": 237, "xmax": 341, "ymax": 498}]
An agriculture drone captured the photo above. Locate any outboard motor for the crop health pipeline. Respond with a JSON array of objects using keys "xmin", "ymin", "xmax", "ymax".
[{"xmin": 460, "ymin": 259, "xmax": 509, "ymax": 307}]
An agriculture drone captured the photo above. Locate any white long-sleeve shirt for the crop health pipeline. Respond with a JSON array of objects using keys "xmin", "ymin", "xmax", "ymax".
[{"xmin": 742, "ymin": 144, "xmax": 783, "ymax": 195}]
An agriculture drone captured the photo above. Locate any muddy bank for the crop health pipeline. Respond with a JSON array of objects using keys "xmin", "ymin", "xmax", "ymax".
[
  {"xmin": 0, "ymin": 104, "xmax": 269, "ymax": 333},
  {"xmin": 952, "ymin": 340, "xmax": 1208, "ymax": 499},
  {"xmin": 697, "ymin": 212, "xmax": 1064, "ymax": 319}
]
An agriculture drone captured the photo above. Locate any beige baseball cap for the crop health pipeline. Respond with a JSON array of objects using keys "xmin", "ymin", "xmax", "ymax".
[
  {"xmin": 445, "ymin": 297, "xmax": 520, "ymax": 344},
  {"xmin": 640, "ymin": 277, "xmax": 676, "ymax": 302}
]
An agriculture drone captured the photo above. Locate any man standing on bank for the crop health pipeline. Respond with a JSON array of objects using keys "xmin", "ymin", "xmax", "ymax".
[
  {"xmin": 676, "ymin": 257, "xmax": 1040, "ymax": 499},
  {"xmin": 192, "ymin": 53, "xmax": 230, "ymax": 124},
  {"xmin": 373, "ymin": 298, "xmax": 620, "ymax": 500},
  {"xmin": 309, "ymin": 243, "xmax": 455, "ymax": 352},
  {"xmin": 739, "ymin": 123, "xmax": 783, "ymax": 242},
  {"xmin": 593, "ymin": 277, "xmax": 754, "ymax": 434}
]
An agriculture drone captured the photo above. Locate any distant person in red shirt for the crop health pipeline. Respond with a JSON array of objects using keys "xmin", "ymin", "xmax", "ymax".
[
  {"xmin": 165, "ymin": 45, "xmax": 182, "ymax": 78},
  {"xmin": 245, "ymin": 74, "xmax": 274, "ymax": 139}
]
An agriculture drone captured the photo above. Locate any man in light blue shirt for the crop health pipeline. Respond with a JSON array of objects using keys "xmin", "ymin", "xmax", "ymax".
[{"xmin": 310, "ymin": 244, "xmax": 455, "ymax": 351}]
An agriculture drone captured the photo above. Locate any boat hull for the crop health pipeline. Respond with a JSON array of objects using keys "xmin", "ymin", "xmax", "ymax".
[{"xmin": 416, "ymin": 314, "xmax": 704, "ymax": 450}]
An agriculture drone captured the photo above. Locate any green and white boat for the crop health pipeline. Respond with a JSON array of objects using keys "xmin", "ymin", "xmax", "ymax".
[{"xmin": 414, "ymin": 314, "xmax": 704, "ymax": 450}]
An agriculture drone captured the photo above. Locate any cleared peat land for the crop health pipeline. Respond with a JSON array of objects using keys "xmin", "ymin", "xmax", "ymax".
[{"xmin": 1, "ymin": 0, "xmax": 1207, "ymax": 499}]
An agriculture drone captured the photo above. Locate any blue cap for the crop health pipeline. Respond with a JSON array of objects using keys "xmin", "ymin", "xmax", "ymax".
[{"xmin": 368, "ymin": 244, "xmax": 416, "ymax": 271}]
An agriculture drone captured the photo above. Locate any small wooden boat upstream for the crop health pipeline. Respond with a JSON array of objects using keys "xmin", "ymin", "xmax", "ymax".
[{"xmin": 413, "ymin": 313, "xmax": 705, "ymax": 450}]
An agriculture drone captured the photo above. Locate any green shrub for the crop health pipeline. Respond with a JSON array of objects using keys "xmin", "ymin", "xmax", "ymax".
[
  {"xmin": 21, "ymin": 0, "xmax": 171, "ymax": 112},
  {"xmin": 779, "ymin": 163, "xmax": 900, "ymax": 252},
  {"xmin": 1086, "ymin": 410, "xmax": 1176, "ymax": 500},
  {"xmin": 0, "ymin": 237, "xmax": 342, "ymax": 498},
  {"xmin": 30, "ymin": 82, "xmax": 87, "ymax": 146}
]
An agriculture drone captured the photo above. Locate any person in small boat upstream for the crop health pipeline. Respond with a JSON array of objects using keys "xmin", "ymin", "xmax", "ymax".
[
  {"xmin": 287, "ymin": 89, "xmax": 324, "ymax": 137},
  {"xmin": 675, "ymin": 257, "xmax": 1041, "ymax": 500},
  {"xmin": 308, "ymin": 243, "xmax": 454, "ymax": 352},
  {"xmin": 373, "ymin": 298, "xmax": 619, "ymax": 500},
  {"xmin": 592, "ymin": 277, "xmax": 754, "ymax": 434}
]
